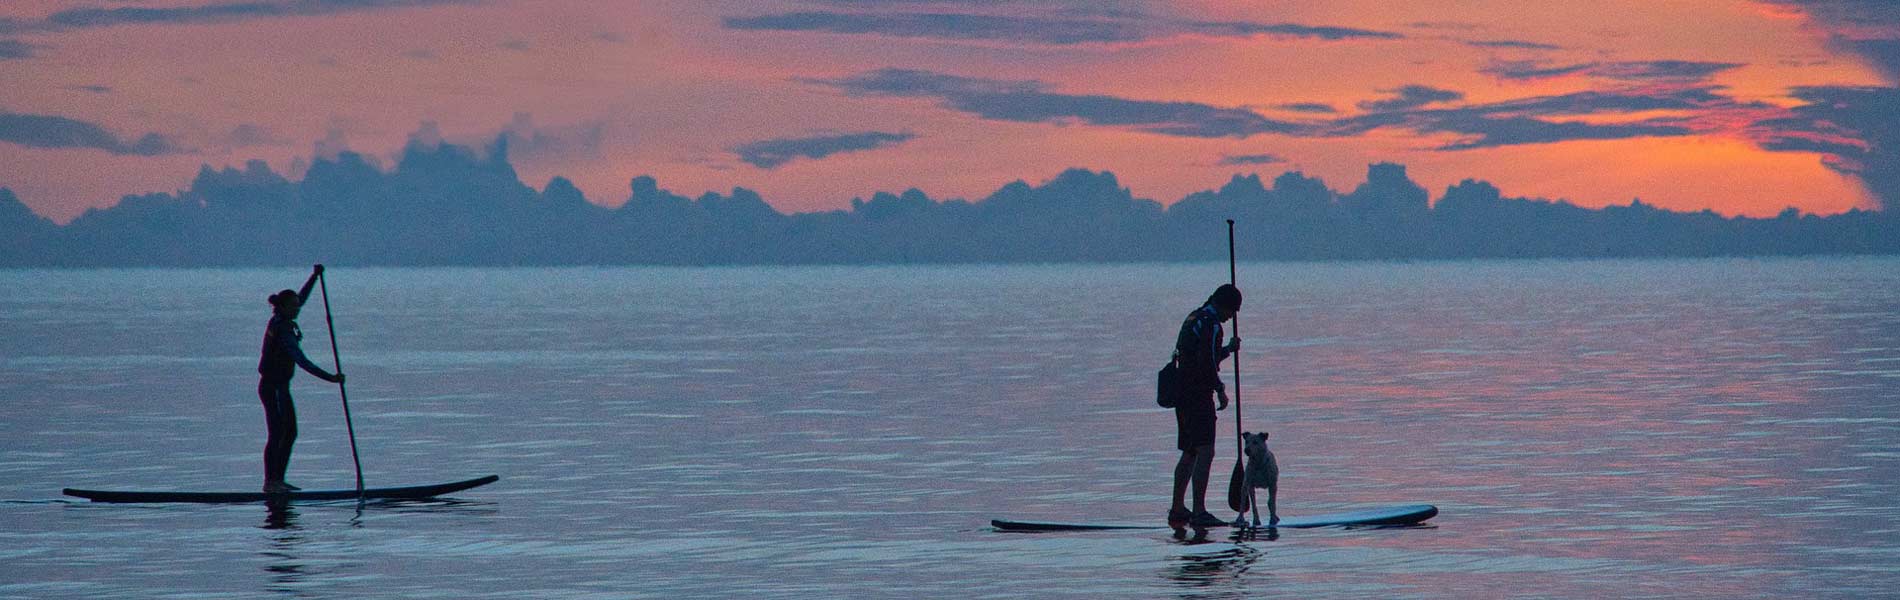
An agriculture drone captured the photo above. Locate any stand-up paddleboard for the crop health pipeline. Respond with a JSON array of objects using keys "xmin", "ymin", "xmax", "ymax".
[
  {"xmin": 63, "ymin": 475, "xmax": 498, "ymax": 504},
  {"xmin": 992, "ymin": 504, "xmax": 1436, "ymax": 531}
]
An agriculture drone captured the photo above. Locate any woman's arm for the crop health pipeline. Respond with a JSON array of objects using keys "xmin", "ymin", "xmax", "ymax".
[
  {"xmin": 295, "ymin": 264, "xmax": 323, "ymax": 305},
  {"xmin": 290, "ymin": 341, "xmax": 341, "ymax": 383},
  {"xmin": 274, "ymin": 322, "xmax": 340, "ymax": 383}
]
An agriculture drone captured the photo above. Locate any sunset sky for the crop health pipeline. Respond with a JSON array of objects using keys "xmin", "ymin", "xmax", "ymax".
[{"xmin": 3, "ymin": 0, "xmax": 1898, "ymax": 223}]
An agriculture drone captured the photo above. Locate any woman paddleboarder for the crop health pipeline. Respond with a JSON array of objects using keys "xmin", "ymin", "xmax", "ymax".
[{"xmin": 257, "ymin": 265, "xmax": 344, "ymax": 493}]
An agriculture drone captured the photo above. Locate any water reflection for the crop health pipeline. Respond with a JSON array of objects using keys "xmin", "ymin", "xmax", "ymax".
[
  {"xmin": 1226, "ymin": 526, "xmax": 1281, "ymax": 543},
  {"xmin": 1171, "ymin": 526, "xmax": 1215, "ymax": 544},
  {"xmin": 259, "ymin": 501, "xmax": 311, "ymax": 597},
  {"xmin": 364, "ymin": 498, "xmax": 500, "ymax": 517},
  {"xmin": 1163, "ymin": 531, "xmax": 1264, "ymax": 596},
  {"xmin": 261, "ymin": 500, "xmax": 298, "ymax": 530}
]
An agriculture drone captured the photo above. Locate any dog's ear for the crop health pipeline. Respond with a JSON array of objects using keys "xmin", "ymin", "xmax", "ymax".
[{"xmin": 1262, "ymin": 431, "xmax": 1269, "ymax": 440}]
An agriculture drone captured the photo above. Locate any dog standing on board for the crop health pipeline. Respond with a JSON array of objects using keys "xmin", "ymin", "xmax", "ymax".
[{"xmin": 1242, "ymin": 431, "xmax": 1280, "ymax": 525}]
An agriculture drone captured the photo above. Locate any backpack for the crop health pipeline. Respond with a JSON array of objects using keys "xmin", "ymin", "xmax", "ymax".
[
  {"xmin": 1159, "ymin": 306, "xmax": 1209, "ymax": 409},
  {"xmin": 1156, "ymin": 353, "xmax": 1182, "ymax": 408}
]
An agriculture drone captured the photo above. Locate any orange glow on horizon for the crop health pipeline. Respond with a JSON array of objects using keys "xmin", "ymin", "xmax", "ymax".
[{"xmin": 0, "ymin": 0, "xmax": 1892, "ymax": 224}]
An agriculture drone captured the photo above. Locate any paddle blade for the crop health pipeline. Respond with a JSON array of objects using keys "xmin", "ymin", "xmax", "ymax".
[{"xmin": 1227, "ymin": 461, "xmax": 1250, "ymax": 513}]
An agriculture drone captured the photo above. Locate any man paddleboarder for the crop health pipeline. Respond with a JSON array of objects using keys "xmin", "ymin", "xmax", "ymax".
[
  {"xmin": 1169, "ymin": 284, "xmax": 1241, "ymax": 528},
  {"xmin": 257, "ymin": 265, "xmax": 344, "ymax": 493}
]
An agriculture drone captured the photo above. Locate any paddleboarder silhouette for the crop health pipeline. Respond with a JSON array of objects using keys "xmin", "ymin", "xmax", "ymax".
[
  {"xmin": 257, "ymin": 265, "xmax": 344, "ymax": 493},
  {"xmin": 1169, "ymin": 284, "xmax": 1241, "ymax": 529}
]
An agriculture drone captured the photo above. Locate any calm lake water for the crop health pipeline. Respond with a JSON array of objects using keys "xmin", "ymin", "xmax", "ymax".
[{"xmin": 2, "ymin": 259, "xmax": 1898, "ymax": 599}]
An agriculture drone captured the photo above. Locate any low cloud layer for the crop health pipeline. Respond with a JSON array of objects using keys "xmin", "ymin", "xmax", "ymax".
[
  {"xmin": 1275, "ymin": 102, "xmax": 1337, "ymax": 114},
  {"xmin": 0, "ymin": 39, "xmax": 33, "ymax": 59},
  {"xmin": 1357, "ymin": 85, "xmax": 1465, "ymax": 111},
  {"xmin": 1217, "ymin": 153, "xmax": 1285, "ymax": 166},
  {"xmin": 817, "ymin": 68, "xmax": 1301, "ymax": 137},
  {"xmin": 725, "ymin": 12, "xmax": 1146, "ymax": 45},
  {"xmin": 1424, "ymin": 116, "xmax": 1691, "ymax": 151},
  {"xmin": 1482, "ymin": 59, "xmax": 1746, "ymax": 82},
  {"xmin": 0, "ymin": 0, "xmax": 479, "ymax": 34},
  {"xmin": 1332, "ymin": 87, "xmax": 1737, "ymax": 150},
  {"xmin": 734, "ymin": 131, "xmax": 917, "ymax": 169},
  {"xmin": 0, "ymin": 112, "xmax": 180, "ymax": 155},
  {"xmin": 1190, "ymin": 21, "xmax": 1402, "ymax": 41},
  {"xmin": 1465, "ymin": 39, "xmax": 1561, "ymax": 50},
  {"xmin": 724, "ymin": 9, "xmax": 1400, "ymax": 46}
]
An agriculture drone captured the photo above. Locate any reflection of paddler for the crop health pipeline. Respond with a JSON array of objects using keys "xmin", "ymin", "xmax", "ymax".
[
  {"xmin": 1168, "ymin": 284, "xmax": 1241, "ymax": 529},
  {"xmin": 257, "ymin": 264, "xmax": 344, "ymax": 493}
]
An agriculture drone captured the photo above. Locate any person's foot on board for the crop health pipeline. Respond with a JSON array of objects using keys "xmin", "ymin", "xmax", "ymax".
[
  {"xmin": 262, "ymin": 481, "xmax": 291, "ymax": 494},
  {"xmin": 1168, "ymin": 507, "xmax": 1191, "ymax": 526},
  {"xmin": 1189, "ymin": 510, "xmax": 1227, "ymax": 528},
  {"xmin": 280, "ymin": 482, "xmax": 301, "ymax": 491}
]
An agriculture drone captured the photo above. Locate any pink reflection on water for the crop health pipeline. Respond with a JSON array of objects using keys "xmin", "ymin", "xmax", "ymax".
[{"xmin": 1165, "ymin": 272, "xmax": 1883, "ymax": 583}]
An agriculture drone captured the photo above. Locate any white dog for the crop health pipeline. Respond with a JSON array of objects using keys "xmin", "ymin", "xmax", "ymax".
[{"xmin": 1241, "ymin": 431, "xmax": 1280, "ymax": 525}]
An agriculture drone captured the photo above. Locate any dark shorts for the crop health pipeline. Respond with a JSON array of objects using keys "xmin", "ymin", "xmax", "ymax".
[{"xmin": 1175, "ymin": 393, "xmax": 1217, "ymax": 451}]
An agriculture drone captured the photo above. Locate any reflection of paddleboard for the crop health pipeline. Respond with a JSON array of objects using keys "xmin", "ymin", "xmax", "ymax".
[
  {"xmin": 63, "ymin": 475, "xmax": 499, "ymax": 503},
  {"xmin": 992, "ymin": 504, "xmax": 1437, "ymax": 531}
]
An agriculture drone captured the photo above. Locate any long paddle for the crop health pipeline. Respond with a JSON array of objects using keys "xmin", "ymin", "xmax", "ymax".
[
  {"xmin": 1223, "ymin": 220, "xmax": 1258, "ymax": 525},
  {"xmin": 316, "ymin": 269, "xmax": 366, "ymax": 504}
]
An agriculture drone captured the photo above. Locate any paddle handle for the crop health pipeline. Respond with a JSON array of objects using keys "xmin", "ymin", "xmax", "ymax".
[
  {"xmin": 318, "ymin": 271, "xmax": 366, "ymax": 499},
  {"xmin": 1227, "ymin": 220, "xmax": 1259, "ymax": 526},
  {"xmin": 1227, "ymin": 220, "xmax": 1239, "ymax": 430}
]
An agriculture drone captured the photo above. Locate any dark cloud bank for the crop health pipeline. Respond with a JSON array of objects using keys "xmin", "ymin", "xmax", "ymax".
[{"xmin": 1, "ymin": 137, "xmax": 1893, "ymax": 267}]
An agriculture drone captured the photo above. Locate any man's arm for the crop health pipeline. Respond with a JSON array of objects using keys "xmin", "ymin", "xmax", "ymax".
[
  {"xmin": 1212, "ymin": 325, "xmax": 1232, "ymax": 409},
  {"xmin": 1183, "ymin": 314, "xmax": 1224, "ymax": 393}
]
